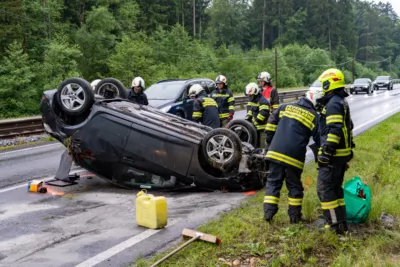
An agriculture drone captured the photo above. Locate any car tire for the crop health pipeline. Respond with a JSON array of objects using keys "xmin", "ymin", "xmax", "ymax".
[
  {"xmin": 224, "ymin": 119, "xmax": 258, "ymax": 147},
  {"xmin": 201, "ymin": 128, "xmax": 242, "ymax": 171},
  {"xmin": 55, "ymin": 77, "xmax": 95, "ymax": 116},
  {"xmin": 94, "ymin": 78, "xmax": 127, "ymax": 99}
]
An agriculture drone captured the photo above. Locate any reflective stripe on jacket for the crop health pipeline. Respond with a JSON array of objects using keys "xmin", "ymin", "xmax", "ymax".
[
  {"xmin": 319, "ymin": 92, "xmax": 354, "ymax": 163},
  {"xmin": 192, "ymin": 96, "xmax": 220, "ymax": 129},
  {"xmin": 265, "ymin": 98, "xmax": 320, "ymax": 170},
  {"xmin": 245, "ymin": 95, "xmax": 270, "ymax": 131},
  {"xmin": 210, "ymin": 88, "xmax": 235, "ymax": 119}
]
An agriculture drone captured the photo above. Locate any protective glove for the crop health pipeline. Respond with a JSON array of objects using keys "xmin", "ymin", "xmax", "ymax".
[
  {"xmin": 317, "ymin": 145, "xmax": 335, "ymax": 167},
  {"xmin": 351, "ymin": 141, "xmax": 356, "ymax": 148},
  {"xmin": 229, "ymin": 113, "xmax": 234, "ymax": 121}
]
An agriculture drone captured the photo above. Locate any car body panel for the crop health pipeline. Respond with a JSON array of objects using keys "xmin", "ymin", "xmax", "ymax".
[{"xmin": 40, "ymin": 89, "xmax": 265, "ymax": 192}]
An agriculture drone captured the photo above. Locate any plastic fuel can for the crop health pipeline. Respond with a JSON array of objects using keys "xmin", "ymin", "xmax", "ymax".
[{"xmin": 135, "ymin": 190, "xmax": 167, "ymax": 229}]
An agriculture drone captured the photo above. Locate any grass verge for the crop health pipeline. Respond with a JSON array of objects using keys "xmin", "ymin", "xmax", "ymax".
[
  {"xmin": 134, "ymin": 112, "xmax": 400, "ymax": 267},
  {"xmin": 0, "ymin": 136, "xmax": 55, "ymax": 151}
]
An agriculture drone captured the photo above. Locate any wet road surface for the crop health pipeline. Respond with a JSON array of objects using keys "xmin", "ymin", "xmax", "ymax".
[{"xmin": 1, "ymin": 87, "xmax": 400, "ymax": 267}]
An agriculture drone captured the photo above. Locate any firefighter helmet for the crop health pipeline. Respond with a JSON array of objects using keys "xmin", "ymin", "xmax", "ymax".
[
  {"xmin": 257, "ymin": 71, "xmax": 272, "ymax": 83},
  {"xmin": 245, "ymin": 82, "xmax": 260, "ymax": 96},
  {"xmin": 132, "ymin": 76, "xmax": 145, "ymax": 89},
  {"xmin": 90, "ymin": 79, "xmax": 101, "ymax": 90},
  {"xmin": 305, "ymin": 87, "xmax": 323, "ymax": 107},
  {"xmin": 317, "ymin": 68, "xmax": 345, "ymax": 95},
  {"xmin": 215, "ymin": 75, "xmax": 227, "ymax": 85},
  {"xmin": 188, "ymin": 84, "xmax": 205, "ymax": 98}
]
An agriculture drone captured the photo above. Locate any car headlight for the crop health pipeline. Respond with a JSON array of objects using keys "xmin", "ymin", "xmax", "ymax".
[
  {"xmin": 351, "ymin": 86, "xmax": 354, "ymax": 88},
  {"xmin": 363, "ymin": 86, "xmax": 368, "ymax": 88},
  {"xmin": 160, "ymin": 105, "xmax": 172, "ymax": 113}
]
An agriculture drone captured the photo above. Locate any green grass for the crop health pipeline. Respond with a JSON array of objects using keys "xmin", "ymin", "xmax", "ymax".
[{"xmin": 134, "ymin": 112, "xmax": 400, "ymax": 267}]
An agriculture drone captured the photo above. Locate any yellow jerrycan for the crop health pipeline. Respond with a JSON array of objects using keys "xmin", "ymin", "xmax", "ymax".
[{"xmin": 136, "ymin": 190, "xmax": 168, "ymax": 229}]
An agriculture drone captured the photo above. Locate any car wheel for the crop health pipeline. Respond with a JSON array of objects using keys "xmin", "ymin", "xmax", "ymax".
[
  {"xmin": 55, "ymin": 77, "xmax": 95, "ymax": 116},
  {"xmin": 94, "ymin": 78, "xmax": 127, "ymax": 99},
  {"xmin": 224, "ymin": 119, "xmax": 257, "ymax": 147},
  {"xmin": 201, "ymin": 128, "xmax": 242, "ymax": 171}
]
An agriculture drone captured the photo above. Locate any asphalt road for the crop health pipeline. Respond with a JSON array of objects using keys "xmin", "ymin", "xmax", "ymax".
[{"xmin": 1, "ymin": 86, "xmax": 400, "ymax": 267}]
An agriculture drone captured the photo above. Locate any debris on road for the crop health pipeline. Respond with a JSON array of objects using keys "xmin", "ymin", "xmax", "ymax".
[{"xmin": 27, "ymin": 180, "xmax": 47, "ymax": 193}]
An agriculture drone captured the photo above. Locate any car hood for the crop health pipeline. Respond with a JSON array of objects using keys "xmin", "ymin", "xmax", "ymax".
[
  {"xmin": 148, "ymin": 99, "xmax": 174, "ymax": 108},
  {"xmin": 352, "ymin": 83, "xmax": 369, "ymax": 86}
]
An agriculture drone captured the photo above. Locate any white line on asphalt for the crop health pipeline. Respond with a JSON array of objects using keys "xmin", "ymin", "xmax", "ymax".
[
  {"xmin": 0, "ymin": 169, "xmax": 85, "ymax": 194},
  {"xmin": 74, "ymin": 220, "xmax": 179, "ymax": 267},
  {"xmin": 0, "ymin": 143, "xmax": 60, "ymax": 156}
]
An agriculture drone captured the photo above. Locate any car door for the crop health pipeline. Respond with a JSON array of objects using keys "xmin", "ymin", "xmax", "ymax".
[
  {"xmin": 70, "ymin": 113, "xmax": 131, "ymax": 181},
  {"xmin": 118, "ymin": 118, "xmax": 195, "ymax": 189}
]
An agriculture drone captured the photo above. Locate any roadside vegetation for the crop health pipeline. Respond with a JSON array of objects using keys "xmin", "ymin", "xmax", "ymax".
[
  {"xmin": 1, "ymin": 0, "xmax": 399, "ymax": 118},
  {"xmin": 135, "ymin": 113, "xmax": 400, "ymax": 266}
]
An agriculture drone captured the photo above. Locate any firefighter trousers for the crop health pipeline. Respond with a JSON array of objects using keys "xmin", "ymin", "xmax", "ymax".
[
  {"xmin": 263, "ymin": 161, "xmax": 304, "ymax": 220},
  {"xmin": 316, "ymin": 163, "xmax": 347, "ymax": 226}
]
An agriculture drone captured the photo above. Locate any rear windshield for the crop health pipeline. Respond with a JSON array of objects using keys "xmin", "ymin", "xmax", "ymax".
[{"xmin": 376, "ymin": 76, "xmax": 390, "ymax": 81}]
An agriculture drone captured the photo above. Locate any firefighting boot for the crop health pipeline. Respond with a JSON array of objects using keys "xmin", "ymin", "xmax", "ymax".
[
  {"xmin": 264, "ymin": 204, "xmax": 278, "ymax": 222},
  {"xmin": 289, "ymin": 213, "xmax": 303, "ymax": 224}
]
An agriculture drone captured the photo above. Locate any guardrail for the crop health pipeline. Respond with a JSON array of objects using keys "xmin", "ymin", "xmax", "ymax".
[
  {"xmin": 0, "ymin": 116, "xmax": 43, "ymax": 139},
  {"xmin": 0, "ymin": 84, "xmax": 359, "ymax": 139}
]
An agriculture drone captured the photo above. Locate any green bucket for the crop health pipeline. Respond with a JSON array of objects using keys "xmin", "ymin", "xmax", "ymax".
[{"xmin": 343, "ymin": 176, "xmax": 372, "ymax": 224}]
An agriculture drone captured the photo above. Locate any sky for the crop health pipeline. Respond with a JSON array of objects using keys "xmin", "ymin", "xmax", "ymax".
[{"xmin": 370, "ymin": 0, "xmax": 400, "ymax": 16}]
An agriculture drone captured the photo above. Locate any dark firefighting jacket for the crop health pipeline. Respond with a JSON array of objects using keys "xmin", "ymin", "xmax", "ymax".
[
  {"xmin": 265, "ymin": 98, "xmax": 320, "ymax": 170},
  {"xmin": 319, "ymin": 89, "xmax": 354, "ymax": 163},
  {"xmin": 128, "ymin": 89, "xmax": 149, "ymax": 105},
  {"xmin": 210, "ymin": 87, "xmax": 235, "ymax": 119},
  {"xmin": 261, "ymin": 85, "xmax": 280, "ymax": 111},
  {"xmin": 245, "ymin": 94, "xmax": 270, "ymax": 131},
  {"xmin": 192, "ymin": 95, "xmax": 220, "ymax": 129}
]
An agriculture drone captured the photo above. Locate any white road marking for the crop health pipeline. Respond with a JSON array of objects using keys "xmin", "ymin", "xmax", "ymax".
[
  {"xmin": 0, "ymin": 169, "xmax": 85, "ymax": 194},
  {"xmin": 74, "ymin": 220, "xmax": 179, "ymax": 267},
  {"xmin": 0, "ymin": 143, "xmax": 60, "ymax": 156}
]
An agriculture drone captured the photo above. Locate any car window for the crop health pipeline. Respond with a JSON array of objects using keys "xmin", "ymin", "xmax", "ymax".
[
  {"xmin": 354, "ymin": 79, "xmax": 369, "ymax": 83},
  {"xmin": 376, "ymin": 76, "xmax": 389, "ymax": 81},
  {"xmin": 144, "ymin": 82, "xmax": 184, "ymax": 100}
]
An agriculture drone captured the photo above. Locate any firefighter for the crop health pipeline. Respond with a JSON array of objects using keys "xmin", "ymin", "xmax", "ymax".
[
  {"xmin": 316, "ymin": 68, "xmax": 355, "ymax": 234},
  {"xmin": 189, "ymin": 84, "xmax": 220, "ymax": 129},
  {"xmin": 244, "ymin": 82, "xmax": 270, "ymax": 148},
  {"xmin": 128, "ymin": 76, "xmax": 148, "ymax": 105},
  {"xmin": 257, "ymin": 71, "xmax": 280, "ymax": 112},
  {"xmin": 210, "ymin": 75, "xmax": 235, "ymax": 127},
  {"xmin": 263, "ymin": 87, "xmax": 322, "ymax": 224}
]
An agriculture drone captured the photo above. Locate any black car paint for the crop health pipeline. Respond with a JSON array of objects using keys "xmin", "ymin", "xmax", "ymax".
[
  {"xmin": 40, "ymin": 89, "xmax": 264, "ymax": 192},
  {"xmin": 373, "ymin": 76, "xmax": 393, "ymax": 90},
  {"xmin": 350, "ymin": 78, "xmax": 372, "ymax": 94}
]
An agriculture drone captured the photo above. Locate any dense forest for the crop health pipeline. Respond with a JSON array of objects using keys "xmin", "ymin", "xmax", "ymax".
[{"xmin": 0, "ymin": 0, "xmax": 399, "ymax": 118}]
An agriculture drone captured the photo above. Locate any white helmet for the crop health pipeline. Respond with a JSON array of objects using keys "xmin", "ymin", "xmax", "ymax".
[
  {"xmin": 245, "ymin": 82, "xmax": 260, "ymax": 96},
  {"xmin": 90, "ymin": 79, "xmax": 101, "ymax": 90},
  {"xmin": 257, "ymin": 72, "xmax": 272, "ymax": 83},
  {"xmin": 132, "ymin": 76, "xmax": 145, "ymax": 88},
  {"xmin": 188, "ymin": 84, "xmax": 205, "ymax": 97},
  {"xmin": 305, "ymin": 87, "xmax": 323, "ymax": 107},
  {"xmin": 215, "ymin": 75, "xmax": 227, "ymax": 85}
]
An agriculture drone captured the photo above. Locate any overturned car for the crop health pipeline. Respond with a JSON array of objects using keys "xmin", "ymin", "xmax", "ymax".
[{"xmin": 40, "ymin": 78, "xmax": 268, "ymax": 192}]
